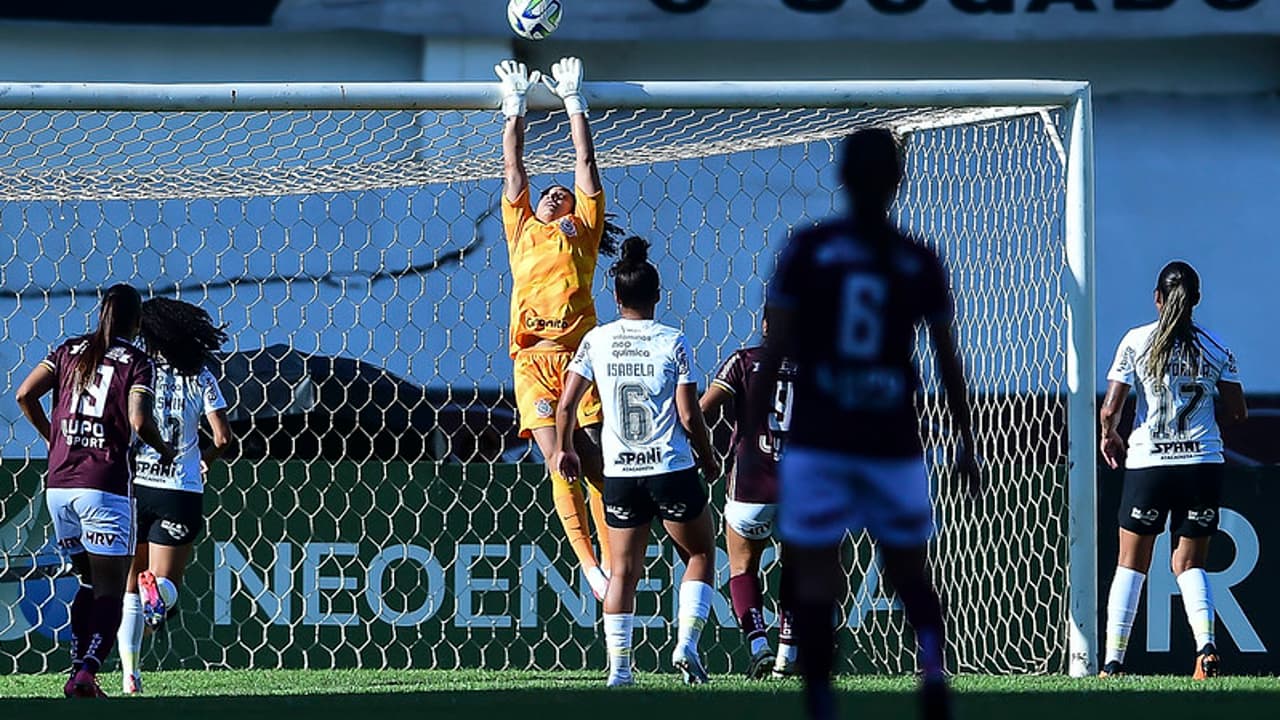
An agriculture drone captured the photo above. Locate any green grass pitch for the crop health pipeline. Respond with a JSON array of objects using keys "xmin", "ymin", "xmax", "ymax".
[{"xmin": 2, "ymin": 670, "xmax": 1279, "ymax": 720}]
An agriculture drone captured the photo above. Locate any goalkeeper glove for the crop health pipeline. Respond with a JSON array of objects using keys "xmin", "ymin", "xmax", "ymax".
[
  {"xmin": 541, "ymin": 56, "xmax": 588, "ymax": 116},
  {"xmin": 494, "ymin": 60, "xmax": 540, "ymax": 118}
]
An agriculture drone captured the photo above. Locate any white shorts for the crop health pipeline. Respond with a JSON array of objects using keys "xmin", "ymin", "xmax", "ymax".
[
  {"xmin": 778, "ymin": 446, "xmax": 933, "ymax": 549},
  {"xmin": 45, "ymin": 488, "xmax": 134, "ymax": 557},
  {"xmin": 724, "ymin": 499, "xmax": 778, "ymax": 541}
]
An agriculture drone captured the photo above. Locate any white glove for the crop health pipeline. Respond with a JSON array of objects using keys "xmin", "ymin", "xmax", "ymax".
[
  {"xmin": 541, "ymin": 56, "xmax": 588, "ymax": 116},
  {"xmin": 494, "ymin": 60, "xmax": 541, "ymax": 118}
]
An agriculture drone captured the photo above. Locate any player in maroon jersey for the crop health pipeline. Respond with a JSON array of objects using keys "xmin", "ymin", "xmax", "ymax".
[
  {"xmin": 700, "ymin": 321, "xmax": 798, "ymax": 678},
  {"xmin": 14, "ymin": 284, "xmax": 175, "ymax": 698},
  {"xmin": 754, "ymin": 129, "xmax": 979, "ymax": 720}
]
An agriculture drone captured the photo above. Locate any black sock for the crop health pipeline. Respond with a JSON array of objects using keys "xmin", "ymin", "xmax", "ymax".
[
  {"xmin": 898, "ymin": 582, "xmax": 946, "ymax": 680},
  {"xmin": 69, "ymin": 585, "xmax": 95, "ymax": 672},
  {"xmin": 81, "ymin": 594, "xmax": 125, "ymax": 673}
]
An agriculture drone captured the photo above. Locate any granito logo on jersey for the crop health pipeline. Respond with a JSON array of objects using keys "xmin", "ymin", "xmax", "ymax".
[
  {"xmin": 524, "ymin": 316, "xmax": 570, "ymax": 332},
  {"xmin": 559, "ymin": 217, "xmax": 577, "ymax": 237},
  {"xmin": 1130, "ymin": 507, "xmax": 1160, "ymax": 525},
  {"xmin": 534, "ymin": 398, "xmax": 554, "ymax": 419},
  {"xmin": 617, "ymin": 448, "xmax": 661, "ymax": 466},
  {"xmin": 1187, "ymin": 508, "xmax": 1217, "ymax": 527}
]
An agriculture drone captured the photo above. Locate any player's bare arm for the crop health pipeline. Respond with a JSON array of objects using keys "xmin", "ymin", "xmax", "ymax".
[
  {"xmin": 927, "ymin": 317, "xmax": 981, "ymax": 495},
  {"xmin": 698, "ymin": 382, "xmax": 732, "ymax": 418},
  {"xmin": 15, "ymin": 363, "xmax": 55, "ymax": 443},
  {"xmin": 551, "ymin": 369, "xmax": 590, "ymax": 481},
  {"xmin": 677, "ymin": 382, "xmax": 720, "ymax": 480},
  {"xmin": 202, "ymin": 408, "xmax": 234, "ymax": 463},
  {"xmin": 1098, "ymin": 380, "xmax": 1130, "ymax": 470},
  {"xmin": 129, "ymin": 388, "xmax": 176, "ymax": 463},
  {"xmin": 1216, "ymin": 380, "xmax": 1247, "ymax": 426},
  {"xmin": 542, "ymin": 57, "xmax": 600, "ymax": 196},
  {"xmin": 496, "ymin": 60, "xmax": 539, "ymax": 202}
]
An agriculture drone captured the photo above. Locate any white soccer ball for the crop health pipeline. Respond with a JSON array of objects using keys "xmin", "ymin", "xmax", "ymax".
[{"xmin": 507, "ymin": 0, "xmax": 563, "ymax": 40}]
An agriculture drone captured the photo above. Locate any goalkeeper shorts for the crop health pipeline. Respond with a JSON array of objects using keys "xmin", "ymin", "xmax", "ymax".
[{"xmin": 513, "ymin": 347, "xmax": 602, "ymax": 438}]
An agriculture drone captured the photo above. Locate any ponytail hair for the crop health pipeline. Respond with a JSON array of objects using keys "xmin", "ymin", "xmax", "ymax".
[
  {"xmin": 74, "ymin": 284, "xmax": 143, "ymax": 395},
  {"xmin": 609, "ymin": 236, "xmax": 661, "ymax": 309},
  {"xmin": 1144, "ymin": 260, "xmax": 1202, "ymax": 383}
]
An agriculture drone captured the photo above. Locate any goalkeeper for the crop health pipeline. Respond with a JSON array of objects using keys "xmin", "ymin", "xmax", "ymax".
[{"xmin": 496, "ymin": 56, "xmax": 618, "ymax": 599}]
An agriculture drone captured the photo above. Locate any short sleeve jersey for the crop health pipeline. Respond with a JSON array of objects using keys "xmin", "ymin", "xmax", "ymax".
[
  {"xmin": 711, "ymin": 346, "xmax": 796, "ymax": 504},
  {"xmin": 43, "ymin": 336, "xmax": 154, "ymax": 496},
  {"xmin": 502, "ymin": 186, "xmax": 606, "ymax": 357},
  {"xmin": 134, "ymin": 363, "xmax": 228, "ymax": 493},
  {"xmin": 1107, "ymin": 322, "xmax": 1240, "ymax": 468},
  {"xmin": 567, "ymin": 318, "xmax": 697, "ymax": 477},
  {"xmin": 767, "ymin": 220, "xmax": 952, "ymax": 457}
]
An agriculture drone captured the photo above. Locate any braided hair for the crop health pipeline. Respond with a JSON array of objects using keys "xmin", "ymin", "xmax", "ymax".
[{"xmin": 139, "ymin": 298, "xmax": 229, "ymax": 376}]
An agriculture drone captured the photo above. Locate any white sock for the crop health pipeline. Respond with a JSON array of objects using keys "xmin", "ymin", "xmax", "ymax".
[
  {"xmin": 604, "ymin": 613, "xmax": 634, "ymax": 679},
  {"xmin": 118, "ymin": 592, "xmax": 144, "ymax": 677},
  {"xmin": 1104, "ymin": 566, "xmax": 1146, "ymax": 665},
  {"xmin": 676, "ymin": 580, "xmax": 713, "ymax": 655},
  {"xmin": 777, "ymin": 641, "xmax": 798, "ymax": 665},
  {"xmin": 156, "ymin": 577, "xmax": 179, "ymax": 607},
  {"xmin": 1176, "ymin": 568, "xmax": 1216, "ymax": 651}
]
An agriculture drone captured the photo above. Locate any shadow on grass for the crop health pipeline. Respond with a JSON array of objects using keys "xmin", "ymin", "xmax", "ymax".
[{"xmin": 6, "ymin": 685, "xmax": 1279, "ymax": 720}]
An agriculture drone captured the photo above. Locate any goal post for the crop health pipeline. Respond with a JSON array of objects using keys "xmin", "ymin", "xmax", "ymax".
[{"xmin": 0, "ymin": 79, "xmax": 1095, "ymax": 676}]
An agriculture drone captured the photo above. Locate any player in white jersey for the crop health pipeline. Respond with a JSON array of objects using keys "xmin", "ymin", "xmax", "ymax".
[
  {"xmin": 1098, "ymin": 261, "xmax": 1247, "ymax": 680},
  {"xmin": 551, "ymin": 236, "xmax": 720, "ymax": 687},
  {"xmin": 117, "ymin": 298, "xmax": 233, "ymax": 694}
]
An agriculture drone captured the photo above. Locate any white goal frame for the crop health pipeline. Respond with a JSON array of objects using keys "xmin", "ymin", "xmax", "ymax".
[{"xmin": 0, "ymin": 79, "xmax": 1096, "ymax": 677}]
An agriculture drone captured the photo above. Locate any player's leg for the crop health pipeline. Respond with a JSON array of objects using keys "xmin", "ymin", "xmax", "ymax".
[
  {"xmin": 658, "ymin": 469, "xmax": 714, "ymax": 685},
  {"xmin": 778, "ymin": 448, "xmax": 859, "ymax": 720},
  {"xmin": 137, "ymin": 487, "xmax": 202, "ymax": 628},
  {"xmin": 724, "ymin": 499, "xmax": 776, "ymax": 678},
  {"xmin": 859, "ymin": 456, "xmax": 949, "ymax": 720},
  {"xmin": 118, "ymin": 543, "xmax": 150, "ymax": 694},
  {"xmin": 602, "ymin": 476, "xmax": 654, "ymax": 687},
  {"xmin": 47, "ymin": 488, "xmax": 94, "ymax": 694},
  {"xmin": 575, "ymin": 420, "xmax": 613, "ymax": 575},
  {"xmin": 68, "ymin": 490, "xmax": 135, "ymax": 697},
  {"xmin": 531, "ymin": 426, "xmax": 607, "ymax": 598},
  {"xmin": 517, "ymin": 350, "xmax": 606, "ymax": 596},
  {"xmin": 1101, "ymin": 468, "xmax": 1165, "ymax": 677},
  {"xmin": 1169, "ymin": 464, "xmax": 1223, "ymax": 679}
]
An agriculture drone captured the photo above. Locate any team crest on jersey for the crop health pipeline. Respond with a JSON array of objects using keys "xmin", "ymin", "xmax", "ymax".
[
  {"xmin": 559, "ymin": 217, "xmax": 577, "ymax": 237},
  {"xmin": 535, "ymin": 398, "xmax": 554, "ymax": 418}
]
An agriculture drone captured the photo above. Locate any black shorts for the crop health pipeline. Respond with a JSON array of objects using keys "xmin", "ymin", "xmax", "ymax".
[
  {"xmin": 1118, "ymin": 464, "xmax": 1223, "ymax": 538},
  {"xmin": 134, "ymin": 485, "xmax": 205, "ymax": 546},
  {"xmin": 604, "ymin": 467, "xmax": 708, "ymax": 529}
]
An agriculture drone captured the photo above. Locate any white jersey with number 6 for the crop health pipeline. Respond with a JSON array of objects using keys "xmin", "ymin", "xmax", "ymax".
[
  {"xmin": 1107, "ymin": 322, "xmax": 1240, "ymax": 469},
  {"xmin": 134, "ymin": 363, "xmax": 228, "ymax": 493},
  {"xmin": 568, "ymin": 318, "xmax": 697, "ymax": 477}
]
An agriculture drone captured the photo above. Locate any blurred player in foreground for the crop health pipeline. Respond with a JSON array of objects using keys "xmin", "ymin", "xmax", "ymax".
[
  {"xmin": 700, "ymin": 321, "xmax": 797, "ymax": 678},
  {"xmin": 15, "ymin": 284, "xmax": 175, "ymax": 698},
  {"xmin": 756, "ymin": 128, "xmax": 979, "ymax": 720},
  {"xmin": 497, "ymin": 56, "xmax": 620, "ymax": 598},
  {"xmin": 551, "ymin": 236, "xmax": 720, "ymax": 687},
  {"xmin": 1098, "ymin": 261, "xmax": 1246, "ymax": 679},
  {"xmin": 118, "ymin": 298, "xmax": 233, "ymax": 694}
]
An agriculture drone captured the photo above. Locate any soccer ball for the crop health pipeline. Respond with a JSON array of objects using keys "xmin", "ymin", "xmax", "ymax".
[{"xmin": 507, "ymin": 0, "xmax": 562, "ymax": 40}]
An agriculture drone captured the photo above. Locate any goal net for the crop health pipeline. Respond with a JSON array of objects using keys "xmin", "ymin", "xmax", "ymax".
[{"xmin": 0, "ymin": 81, "xmax": 1095, "ymax": 676}]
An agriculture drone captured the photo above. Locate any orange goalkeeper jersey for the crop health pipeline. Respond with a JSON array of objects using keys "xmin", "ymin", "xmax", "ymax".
[{"xmin": 502, "ymin": 186, "xmax": 605, "ymax": 357}]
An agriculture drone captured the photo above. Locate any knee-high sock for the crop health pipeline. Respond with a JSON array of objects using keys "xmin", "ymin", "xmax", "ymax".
[
  {"xmin": 118, "ymin": 592, "xmax": 145, "ymax": 677},
  {"xmin": 604, "ymin": 613, "xmax": 634, "ymax": 679},
  {"xmin": 1176, "ymin": 568, "xmax": 1215, "ymax": 650},
  {"xmin": 676, "ymin": 580, "xmax": 714, "ymax": 655},
  {"xmin": 729, "ymin": 573, "xmax": 769, "ymax": 654},
  {"xmin": 584, "ymin": 475, "xmax": 612, "ymax": 574},
  {"xmin": 69, "ymin": 584, "xmax": 95, "ymax": 671},
  {"xmin": 81, "ymin": 594, "xmax": 124, "ymax": 673},
  {"xmin": 1104, "ymin": 566, "xmax": 1146, "ymax": 665},
  {"xmin": 551, "ymin": 471, "xmax": 599, "ymax": 570}
]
